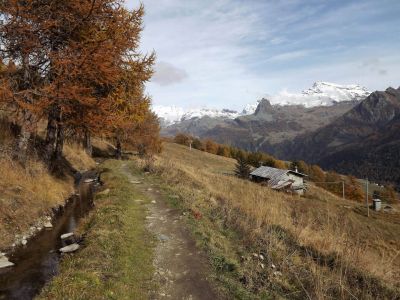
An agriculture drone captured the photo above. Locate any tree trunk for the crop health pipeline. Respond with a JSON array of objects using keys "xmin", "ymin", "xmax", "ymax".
[
  {"xmin": 54, "ymin": 122, "xmax": 64, "ymax": 161},
  {"xmin": 45, "ymin": 105, "xmax": 60, "ymax": 162},
  {"xmin": 83, "ymin": 129, "xmax": 92, "ymax": 157},
  {"xmin": 14, "ymin": 56, "xmax": 34, "ymax": 164},
  {"xmin": 15, "ymin": 123, "xmax": 31, "ymax": 165},
  {"xmin": 115, "ymin": 137, "xmax": 122, "ymax": 159}
]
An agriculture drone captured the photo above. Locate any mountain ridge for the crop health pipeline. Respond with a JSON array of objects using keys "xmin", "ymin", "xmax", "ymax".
[
  {"xmin": 154, "ymin": 81, "xmax": 370, "ymax": 126},
  {"xmin": 274, "ymin": 87, "xmax": 400, "ymax": 187}
]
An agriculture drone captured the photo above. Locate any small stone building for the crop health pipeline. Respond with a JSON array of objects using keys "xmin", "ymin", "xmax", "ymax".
[{"xmin": 250, "ymin": 166, "xmax": 307, "ymax": 195}]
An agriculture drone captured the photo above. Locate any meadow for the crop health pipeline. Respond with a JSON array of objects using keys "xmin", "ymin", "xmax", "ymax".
[{"xmin": 145, "ymin": 142, "xmax": 400, "ymax": 299}]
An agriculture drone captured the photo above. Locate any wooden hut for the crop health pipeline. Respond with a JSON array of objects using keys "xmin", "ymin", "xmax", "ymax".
[{"xmin": 250, "ymin": 166, "xmax": 307, "ymax": 195}]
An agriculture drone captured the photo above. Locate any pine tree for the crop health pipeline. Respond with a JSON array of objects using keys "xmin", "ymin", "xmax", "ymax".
[{"xmin": 235, "ymin": 156, "xmax": 251, "ymax": 179}]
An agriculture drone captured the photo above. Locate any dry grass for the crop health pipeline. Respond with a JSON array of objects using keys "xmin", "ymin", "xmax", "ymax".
[
  {"xmin": 92, "ymin": 137, "xmax": 116, "ymax": 157},
  {"xmin": 63, "ymin": 142, "xmax": 96, "ymax": 171},
  {"xmin": 0, "ymin": 157, "xmax": 73, "ymax": 249},
  {"xmin": 142, "ymin": 143, "xmax": 400, "ymax": 299},
  {"xmin": 0, "ymin": 118, "xmax": 93, "ymax": 250}
]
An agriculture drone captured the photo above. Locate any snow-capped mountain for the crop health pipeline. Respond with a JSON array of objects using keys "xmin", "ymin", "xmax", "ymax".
[
  {"xmin": 181, "ymin": 108, "xmax": 240, "ymax": 121},
  {"xmin": 268, "ymin": 82, "xmax": 370, "ymax": 107},
  {"xmin": 152, "ymin": 105, "xmax": 186, "ymax": 126},
  {"xmin": 153, "ymin": 106, "xmax": 240, "ymax": 126},
  {"xmin": 153, "ymin": 82, "xmax": 371, "ymax": 125},
  {"xmin": 241, "ymin": 100, "xmax": 261, "ymax": 115}
]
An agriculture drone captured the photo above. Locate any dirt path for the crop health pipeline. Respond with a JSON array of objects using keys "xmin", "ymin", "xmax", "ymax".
[{"xmin": 121, "ymin": 164, "xmax": 220, "ymax": 300}]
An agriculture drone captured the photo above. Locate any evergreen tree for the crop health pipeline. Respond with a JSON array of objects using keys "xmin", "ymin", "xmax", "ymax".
[
  {"xmin": 235, "ymin": 156, "xmax": 251, "ymax": 179},
  {"xmin": 192, "ymin": 138, "xmax": 203, "ymax": 150}
]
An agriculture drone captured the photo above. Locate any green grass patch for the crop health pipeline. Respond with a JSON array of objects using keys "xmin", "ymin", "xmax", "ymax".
[{"xmin": 38, "ymin": 160, "xmax": 155, "ymax": 300}]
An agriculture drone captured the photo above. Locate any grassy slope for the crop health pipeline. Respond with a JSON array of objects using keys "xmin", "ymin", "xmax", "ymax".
[
  {"xmin": 0, "ymin": 158, "xmax": 73, "ymax": 249},
  {"xmin": 38, "ymin": 160, "xmax": 155, "ymax": 300},
  {"xmin": 142, "ymin": 142, "xmax": 400, "ymax": 299},
  {"xmin": 0, "ymin": 119, "xmax": 95, "ymax": 251},
  {"xmin": 0, "ymin": 118, "xmax": 74, "ymax": 250}
]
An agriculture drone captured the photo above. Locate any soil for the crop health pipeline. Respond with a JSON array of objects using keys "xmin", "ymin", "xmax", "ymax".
[{"xmin": 121, "ymin": 164, "xmax": 221, "ymax": 300}]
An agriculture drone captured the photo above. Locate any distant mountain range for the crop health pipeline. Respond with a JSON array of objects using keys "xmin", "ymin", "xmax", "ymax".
[
  {"xmin": 153, "ymin": 82, "xmax": 371, "ymax": 126},
  {"xmin": 154, "ymin": 82, "xmax": 400, "ymax": 188},
  {"xmin": 276, "ymin": 87, "xmax": 400, "ymax": 187}
]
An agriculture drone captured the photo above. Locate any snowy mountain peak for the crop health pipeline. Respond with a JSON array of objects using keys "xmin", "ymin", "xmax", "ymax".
[
  {"xmin": 302, "ymin": 81, "xmax": 370, "ymax": 101},
  {"xmin": 153, "ymin": 82, "xmax": 371, "ymax": 126},
  {"xmin": 265, "ymin": 82, "xmax": 371, "ymax": 107},
  {"xmin": 153, "ymin": 105, "xmax": 239, "ymax": 126},
  {"xmin": 242, "ymin": 99, "xmax": 262, "ymax": 115}
]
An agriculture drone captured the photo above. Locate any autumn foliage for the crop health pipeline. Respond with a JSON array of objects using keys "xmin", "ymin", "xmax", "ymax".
[{"xmin": 0, "ymin": 0, "xmax": 158, "ymax": 165}]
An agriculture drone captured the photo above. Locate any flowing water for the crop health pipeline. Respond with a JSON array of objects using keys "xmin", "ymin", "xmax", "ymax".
[{"xmin": 0, "ymin": 178, "xmax": 96, "ymax": 300}]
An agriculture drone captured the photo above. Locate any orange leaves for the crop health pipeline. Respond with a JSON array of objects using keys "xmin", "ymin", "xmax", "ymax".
[{"xmin": 0, "ymin": 1, "xmax": 158, "ymax": 157}]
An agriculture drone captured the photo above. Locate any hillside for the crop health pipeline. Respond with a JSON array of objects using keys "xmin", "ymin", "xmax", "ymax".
[
  {"xmin": 150, "ymin": 143, "xmax": 400, "ymax": 298},
  {"xmin": 162, "ymin": 99, "xmax": 358, "ymax": 152},
  {"xmin": 158, "ymin": 82, "xmax": 368, "ymax": 148},
  {"xmin": 277, "ymin": 87, "xmax": 400, "ymax": 187},
  {"xmin": 8, "ymin": 141, "xmax": 398, "ymax": 299},
  {"xmin": 0, "ymin": 119, "xmax": 95, "ymax": 251}
]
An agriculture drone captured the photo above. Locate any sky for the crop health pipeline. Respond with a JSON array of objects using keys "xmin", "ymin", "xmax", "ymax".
[{"xmin": 126, "ymin": 0, "xmax": 400, "ymax": 110}]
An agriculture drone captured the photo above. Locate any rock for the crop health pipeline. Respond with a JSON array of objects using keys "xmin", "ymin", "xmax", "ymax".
[
  {"xmin": 147, "ymin": 188, "xmax": 153, "ymax": 191},
  {"xmin": 97, "ymin": 188, "xmax": 110, "ymax": 196},
  {"xmin": 260, "ymin": 263, "xmax": 265, "ymax": 269},
  {"xmin": 44, "ymin": 221, "xmax": 53, "ymax": 229},
  {"xmin": 271, "ymin": 263, "xmax": 276, "ymax": 269},
  {"xmin": 130, "ymin": 181, "xmax": 141, "ymax": 184},
  {"xmin": 159, "ymin": 234, "xmax": 170, "ymax": 242},
  {"xmin": 273, "ymin": 271, "xmax": 282, "ymax": 276},
  {"xmin": 21, "ymin": 239, "xmax": 28, "ymax": 246},
  {"xmin": 0, "ymin": 257, "xmax": 14, "ymax": 269},
  {"xmin": 60, "ymin": 233, "xmax": 74, "ymax": 240},
  {"xmin": 259, "ymin": 254, "xmax": 265, "ymax": 260},
  {"xmin": 151, "ymin": 200, "xmax": 156, "ymax": 204},
  {"xmin": 59, "ymin": 243, "xmax": 80, "ymax": 253},
  {"xmin": 84, "ymin": 178, "xmax": 95, "ymax": 183}
]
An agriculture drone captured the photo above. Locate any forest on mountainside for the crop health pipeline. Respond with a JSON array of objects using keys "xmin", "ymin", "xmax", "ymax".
[{"xmin": 0, "ymin": 0, "xmax": 160, "ymax": 169}]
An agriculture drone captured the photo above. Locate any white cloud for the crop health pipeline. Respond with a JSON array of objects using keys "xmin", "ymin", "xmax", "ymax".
[
  {"xmin": 152, "ymin": 61, "xmax": 188, "ymax": 86},
  {"xmin": 126, "ymin": 0, "xmax": 400, "ymax": 110}
]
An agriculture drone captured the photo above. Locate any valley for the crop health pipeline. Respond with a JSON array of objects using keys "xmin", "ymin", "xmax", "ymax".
[
  {"xmin": 1, "ymin": 1, "xmax": 399, "ymax": 299},
  {"xmin": 157, "ymin": 84, "xmax": 400, "ymax": 189}
]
